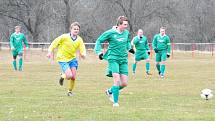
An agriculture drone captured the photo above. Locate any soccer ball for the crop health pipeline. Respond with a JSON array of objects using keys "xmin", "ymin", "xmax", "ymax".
[{"xmin": 200, "ymin": 89, "xmax": 213, "ymax": 100}]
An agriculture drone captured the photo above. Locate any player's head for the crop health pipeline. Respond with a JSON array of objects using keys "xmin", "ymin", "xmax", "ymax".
[
  {"xmin": 160, "ymin": 27, "xmax": 166, "ymax": 36},
  {"xmin": 116, "ymin": 16, "xmax": 128, "ymax": 31},
  {"xmin": 70, "ymin": 22, "xmax": 80, "ymax": 36},
  {"xmin": 137, "ymin": 29, "xmax": 143, "ymax": 37},
  {"xmin": 15, "ymin": 26, "xmax": 21, "ymax": 33}
]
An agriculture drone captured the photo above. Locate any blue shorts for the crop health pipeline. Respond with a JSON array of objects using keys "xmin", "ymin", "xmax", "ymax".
[{"xmin": 58, "ymin": 59, "xmax": 78, "ymax": 73}]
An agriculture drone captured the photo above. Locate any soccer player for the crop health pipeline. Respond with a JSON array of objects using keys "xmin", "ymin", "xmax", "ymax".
[
  {"xmin": 47, "ymin": 22, "xmax": 86, "ymax": 96},
  {"xmin": 131, "ymin": 29, "xmax": 151, "ymax": 75},
  {"xmin": 9, "ymin": 25, "xmax": 29, "ymax": 71},
  {"xmin": 94, "ymin": 16, "xmax": 134, "ymax": 107},
  {"xmin": 152, "ymin": 27, "xmax": 171, "ymax": 78}
]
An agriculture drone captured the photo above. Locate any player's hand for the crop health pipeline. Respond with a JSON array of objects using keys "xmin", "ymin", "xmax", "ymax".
[
  {"xmin": 99, "ymin": 53, "xmax": 103, "ymax": 60},
  {"xmin": 129, "ymin": 48, "xmax": 135, "ymax": 54},
  {"xmin": 148, "ymin": 51, "xmax": 150, "ymax": 55},
  {"xmin": 46, "ymin": 52, "xmax": 52, "ymax": 59},
  {"xmin": 154, "ymin": 48, "xmax": 158, "ymax": 53},
  {"xmin": 167, "ymin": 53, "xmax": 170, "ymax": 58}
]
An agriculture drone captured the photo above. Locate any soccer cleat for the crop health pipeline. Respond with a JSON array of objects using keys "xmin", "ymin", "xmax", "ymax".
[
  {"xmin": 113, "ymin": 103, "xmax": 119, "ymax": 107},
  {"xmin": 158, "ymin": 71, "xmax": 161, "ymax": 75},
  {"xmin": 18, "ymin": 68, "xmax": 22, "ymax": 71},
  {"xmin": 105, "ymin": 89, "xmax": 114, "ymax": 103},
  {"xmin": 59, "ymin": 77, "xmax": 64, "ymax": 86},
  {"xmin": 67, "ymin": 91, "xmax": 74, "ymax": 96},
  {"xmin": 160, "ymin": 73, "xmax": 164, "ymax": 78}
]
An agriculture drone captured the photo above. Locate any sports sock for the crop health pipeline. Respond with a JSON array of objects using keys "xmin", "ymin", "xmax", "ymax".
[
  {"xmin": 160, "ymin": 65, "xmax": 165, "ymax": 75},
  {"xmin": 109, "ymin": 86, "xmax": 124, "ymax": 94},
  {"xmin": 132, "ymin": 63, "xmax": 137, "ymax": 73},
  {"xmin": 12, "ymin": 60, "xmax": 17, "ymax": 70},
  {"xmin": 146, "ymin": 62, "xmax": 150, "ymax": 72},
  {"xmin": 68, "ymin": 79, "xmax": 75, "ymax": 91},
  {"xmin": 18, "ymin": 58, "xmax": 23, "ymax": 70},
  {"xmin": 111, "ymin": 86, "xmax": 119, "ymax": 103},
  {"xmin": 156, "ymin": 63, "xmax": 160, "ymax": 73}
]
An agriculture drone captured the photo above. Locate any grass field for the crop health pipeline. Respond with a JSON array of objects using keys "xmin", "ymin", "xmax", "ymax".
[{"xmin": 0, "ymin": 50, "xmax": 215, "ymax": 121}]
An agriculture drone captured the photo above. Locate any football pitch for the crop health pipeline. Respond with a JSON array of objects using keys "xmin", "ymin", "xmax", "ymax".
[{"xmin": 0, "ymin": 50, "xmax": 215, "ymax": 121}]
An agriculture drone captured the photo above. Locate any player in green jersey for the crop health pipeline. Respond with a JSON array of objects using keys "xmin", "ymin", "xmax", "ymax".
[
  {"xmin": 94, "ymin": 16, "xmax": 134, "ymax": 107},
  {"xmin": 152, "ymin": 27, "xmax": 171, "ymax": 78},
  {"xmin": 9, "ymin": 26, "xmax": 29, "ymax": 71},
  {"xmin": 132, "ymin": 29, "xmax": 151, "ymax": 75}
]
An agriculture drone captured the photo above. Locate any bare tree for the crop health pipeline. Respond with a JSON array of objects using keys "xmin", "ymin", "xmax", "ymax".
[{"xmin": 0, "ymin": 0, "xmax": 54, "ymax": 43}]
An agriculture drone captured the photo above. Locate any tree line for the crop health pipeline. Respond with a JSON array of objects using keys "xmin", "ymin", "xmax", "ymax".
[{"xmin": 0, "ymin": 0, "xmax": 215, "ymax": 43}]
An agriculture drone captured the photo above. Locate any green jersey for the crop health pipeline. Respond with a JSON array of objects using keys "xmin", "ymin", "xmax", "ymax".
[
  {"xmin": 132, "ymin": 35, "xmax": 150, "ymax": 52},
  {"xmin": 10, "ymin": 32, "xmax": 29, "ymax": 51},
  {"xmin": 94, "ymin": 28, "xmax": 131, "ymax": 61},
  {"xmin": 152, "ymin": 34, "xmax": 171, "ymax": 53}
]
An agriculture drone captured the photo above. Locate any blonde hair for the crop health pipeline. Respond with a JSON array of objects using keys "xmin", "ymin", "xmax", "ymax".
[
  {"xmin": 116, "ymin": 16, "xmax": 128, "ymax": 26},
  {"xmin": 70, "ymin": 22, "xmax": 80, "ymax": 29},
  {"xmin": 15, "ymin": 26, "xmax": 21, "ymax": 29}
]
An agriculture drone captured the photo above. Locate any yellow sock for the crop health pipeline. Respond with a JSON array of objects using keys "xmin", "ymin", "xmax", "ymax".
[
  {"xmin": 68, "ymin": 79, "xmax": 75, "ymax": 91},
  {"xmin": 61, "ymin": 74, "xmax": 66, "ymax": 79}
]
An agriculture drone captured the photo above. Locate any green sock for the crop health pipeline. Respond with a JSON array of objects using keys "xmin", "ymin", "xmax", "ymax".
[
  {"xmin": 160, "ymin": 65, "xmax": 165, "ymax": 75},
  {"xmin": 12, "ymin": 60, "xmax": 17, "ymax": 70},
  {"xmin": 19, "ymin": 58, "xmax": 23, "ymax": 70},
  {"xmin": 146, "ymin": 62, "xmax": 150, "ymax": 72},
  {"xmin": 132, "ymin": 63, "xmax": 137, "ymax": 73},
  {"xmin": 156, "ymin": 64, "xmax": 160, "ymax": 73},
  {"xmin": 109, "ymin": 86, "xmax": 124, "ymax": 94},
  {"xmin": 111, "ymin": 86, "xmax": 119, "ymax": 103}
]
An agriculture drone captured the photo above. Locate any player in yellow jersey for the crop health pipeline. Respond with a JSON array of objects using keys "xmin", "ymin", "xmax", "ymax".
[{"xmin": 47, "ymin": 22, "xmax": 86, "ymax": 96}]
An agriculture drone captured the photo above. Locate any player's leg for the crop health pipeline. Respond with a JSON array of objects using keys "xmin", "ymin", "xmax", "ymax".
[
  {"xmin": 67, "ymin": 67, "xmax": 76, "ymax": 95},
  {"xmin": 107, "ymin": 60, "xmax": 120, "ymax": 106},
  {"xmin": 144, "ymin": 52, "xmax": 151, "ymax": 75},
  {"xmin": 17, "ymin": 51, "xmax": 23, "ymax": 71},
  {"xmin": 12, "ymin": 51, "xmax": 18, "ymax": 70},
  {"xmin": 132, "ymin": 53, "xmax": 140, "ymax": 74},
  {"xmin": 58, "ymin": 62, "xmax": 72, "ymax": 85},
  {"xmin": 111, "ymin": 73, "xmax": 120, "ymax": 106},
  {"xmin": 160, "ymin": 52, "xmax": 167, "ymax": 77},
  {"xmin": 67, "ymin": 59, "xmax": 78, "ymax": 96},
  {"xmin": 155, "ymin": 52, "xmax": 161, "ymax": 75},
  {"xmin": 132, "ymin": 61, "xmax": 138, "ymax": 74},
  {"xmin": 119, "ymin": 62, "xmax": 128, "ymax": 90}
]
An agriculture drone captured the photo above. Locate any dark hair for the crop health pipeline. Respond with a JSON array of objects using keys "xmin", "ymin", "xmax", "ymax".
[{"xmin": 116, "ymin": 16, "xmax": 128, "ymax": 26}]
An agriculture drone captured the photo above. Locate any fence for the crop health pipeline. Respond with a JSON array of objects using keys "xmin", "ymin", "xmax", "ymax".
[{"xmin": 0, "ymin": 42, "xmax": 215, "ymax": 58}]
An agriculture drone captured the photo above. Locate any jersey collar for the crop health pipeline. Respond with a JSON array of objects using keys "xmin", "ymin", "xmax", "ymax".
[{"xmin": 70, "ymin": 33, "xmax": 77, "ymax": 41}]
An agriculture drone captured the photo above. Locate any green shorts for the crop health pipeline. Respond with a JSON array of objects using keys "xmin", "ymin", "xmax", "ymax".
[
  {"xmin": 135, "ymin": 51, "xmax": 149, "ymax": 61},
  {"xmin": 108, "ymin": 59, "xmax": 128, "ymax": 76},
  {"xmin": 12, "ymin": 49, "xmax": 23, "ymax": 59},
  {"xmin": 155, "ymin": 50, "xmax": 167, "ymax": 62}
]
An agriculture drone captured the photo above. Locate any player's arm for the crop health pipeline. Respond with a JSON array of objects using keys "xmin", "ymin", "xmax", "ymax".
[
  {"xmin": 79, "ymin": 39, "xmax": 86, "ymax": 59},
  {"xmin": 47, "ymin": 35, "xmax": 63, "ymax": 58},
  {"xmin": 166, "ymin": 36, "xmax": 171, "ymax": 58},
  {"xmin": 94, "ymin": 31, "xmax": 110, "ymax": 60},
  {"xmin": 127, "ymin": 33, "xmax": 135, "ymax": 54},
  {"xmin": 9, "ymin": 35, "xmax": 15, "ymax": 50},
  {"xmin": 152, "ymin": 35, "xmax": 158, "ymax": 53},
  {"xmin": 131, "ymin": 37, "xmax": 136, "ymax": 51},
  {"xmin": 23, "ymin": 34, "xmax": 29, "ymax": 49},
  {"xmin": 145, "ymin": 38, "xmax": 150, "ymax": 55}
]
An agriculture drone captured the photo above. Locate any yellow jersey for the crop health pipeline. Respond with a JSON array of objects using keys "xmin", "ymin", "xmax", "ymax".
[{"xmin": 48, "ymin": 33, "xmax": 86, "ymax": 62}]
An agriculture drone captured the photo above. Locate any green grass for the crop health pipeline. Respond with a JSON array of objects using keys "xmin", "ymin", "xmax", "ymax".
[{"xmin": 0, "ymin": 50, "xmax": 215, "ymax": 121}]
